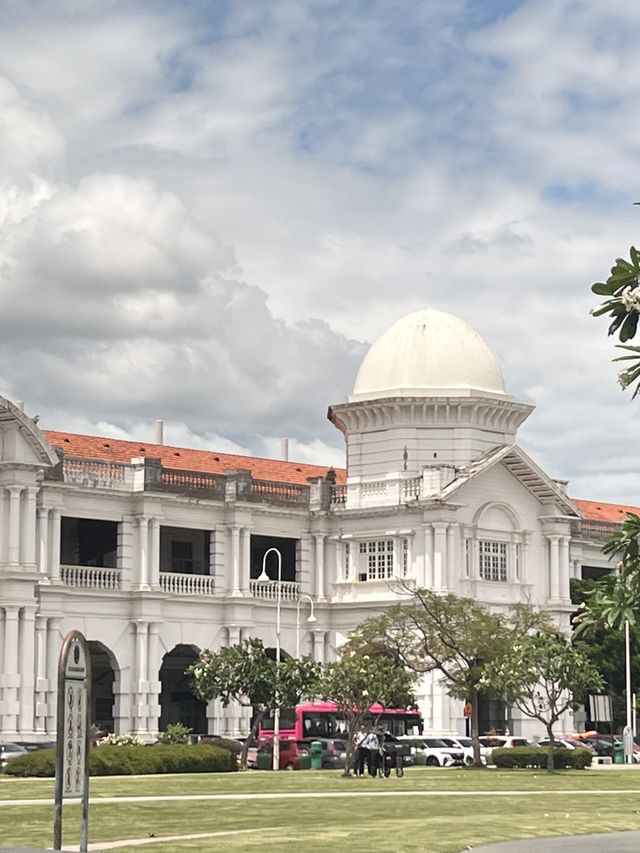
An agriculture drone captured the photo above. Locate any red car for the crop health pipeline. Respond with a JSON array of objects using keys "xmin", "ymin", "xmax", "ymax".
[{"xmin": 254, "ymin": 738, "xmax": 310, "ymax": 770}]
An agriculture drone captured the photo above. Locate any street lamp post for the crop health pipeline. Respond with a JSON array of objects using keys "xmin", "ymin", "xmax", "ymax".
[
  {"xmin": 257, "ymin": 547, "xmax": 282, "ymax": 771},
  {"xmin": 624, "ymin": 618, "xmax": 634, "ymax": 763},
  {"xmin": 296, "ymin": 594, "xmax": 317, "ymax": 658}
]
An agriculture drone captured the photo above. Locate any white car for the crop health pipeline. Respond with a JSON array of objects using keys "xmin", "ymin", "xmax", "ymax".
[
  {"xmin": 440, "ymin": 736, "xmax": 487, "ymax": 766},
  {"xmin": 399, "ymin": 736, "xmax": 464, "ymax": 767},
  {"xmin": 478, "ymin": 735, "xmax": 537, "ymax": 762}
]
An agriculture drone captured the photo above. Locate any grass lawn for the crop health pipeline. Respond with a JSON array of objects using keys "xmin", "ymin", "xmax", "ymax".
[{"xmin": 1, "ymin": 766, "xmax": 640, "ymax": 852}]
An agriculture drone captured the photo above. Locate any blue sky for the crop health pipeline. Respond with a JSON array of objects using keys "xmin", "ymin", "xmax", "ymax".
[{"xmin": 1, "ymin": 0, "xmax": 639, "ymax": 502}]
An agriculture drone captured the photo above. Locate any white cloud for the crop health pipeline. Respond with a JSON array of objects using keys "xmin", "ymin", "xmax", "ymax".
[{"xmin": 0, "ymin": 0, "xmax": 639, "ymax": 501}]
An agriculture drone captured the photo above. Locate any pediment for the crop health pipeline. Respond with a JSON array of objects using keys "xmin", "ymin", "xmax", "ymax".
[
  {"xmin": 439, "ymin": 443, "xmax": 580, "ymax": 517},
  {"xmin": 0, "ymin": 397, "xmax": 59, "ymax": 468}
]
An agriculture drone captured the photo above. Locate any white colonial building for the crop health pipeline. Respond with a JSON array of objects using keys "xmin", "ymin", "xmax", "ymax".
[{"xmin": 0, "ymin": 308, "xmax": 628, "ymax": 741}]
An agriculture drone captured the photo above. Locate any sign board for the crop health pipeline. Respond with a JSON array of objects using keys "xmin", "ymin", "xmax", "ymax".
[
  {"xmin": 588, "ymin": 694, "xmax": 612, "ymax": 723},
  {"xmin": 54, "ymin": 631, "xmax": 91, "ymax": 852}
]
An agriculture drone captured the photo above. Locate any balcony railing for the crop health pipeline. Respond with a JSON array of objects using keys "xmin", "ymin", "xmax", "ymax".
[
  {"xmin": 248, "ymin": 480, "xmax": 309, "ymax": 505},
  {"xmin": 250, "ymin": 579, "xmax": 300, "ymax": 601},
  {"xmin": 160, "ymin": 469, "xmax": 226, "ymax": 498},
  {"xmin": 330, "ymin": 484, "xmax": 347, "ymax": 505},
  {"xmin": 575, "ymin": 519, "xmax": 622, "ymax": 540},
  {"xmin": 58, "ymin": 458, "xmax": 132, "ymax": 490},
  {"xmin": 160, "ymin": 572, "xmax": 216, "ymax": 596},
  {"xmin": 61, "ymin": 565, "xmax": 122, "ymax": 590}
]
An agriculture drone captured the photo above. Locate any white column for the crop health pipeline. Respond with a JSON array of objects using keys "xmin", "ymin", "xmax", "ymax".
[
  {"xmin": 50, "ymin": 508, "xmax": 61, "ymax": 584},
  {"xmin": 521, "ymin": 531, "xmax": 530, "ymax": 583},
  {"xmin": 423, "ymin": 525, "xmax": 434, "ymax": 588},
  {"xmin": 509, "ymin": 537, "xmax": 519, "ymax": 582},
  {"xmin": 137, "ymin": 517, "xmax": 150, "ymax": 589},
  {"xmin": 446, "ymin": 525, "xmax": 456, "ymax": 589},
  {"xmin": 37, "ymin": 507, "xmax": 49, "ymax": 577},
  {"xmin": 45, "ymin": 618, "xmax": 60, "ymax": 733},
  {"xmin": 241, "ymin": 527, "xmax": 251, "ymax": 594},
  {"xmin": 34, "ymin": 615, "xmax": 48, "ymax": 732},
  {"xmin": 147, "ymin": 623, "xmax": 161, "ymax": 735},
  {"xmin": 313, "ymin": 631, "xmax": 325, "ymax": 663},
  {"xmin": 230, "ymin": 526, "xmax": 241, "ymax": 596},
  {"xmin": 548, "ymin": 535, "xmax": 560, "ymax": 600},
  {"xmin": 559, "ymin": 536, "xmax": 571, "ymax": 600},
  {"xmin": 22, "ymin": 487, "xmax": 37, "ymax": 569},
  {"xmin": 433, "ymin": 523, "xmax": 448, "ymax": 589},
  {"xmin": 133, "ymin": 620, "xmax": 149, "ymax": 735},
  {"xmin": 149, "ymin": 519, "xmax": 160, "ymax": 589},
  {"xmin": 314, "ymin": 534, "xmax": 326, "ymax": 600},
  {"xmin": 18, "ymin": 608, "xmax": 35, "ymax": 733},
  {"xmin": 226, "ymin": 625, "xmax": 242, "ymax": 733},
  {"xmin": 7, "ymin": 486, "xmax": 22, "ymax": 566},
  {"xmin": 2, "ymin": 606, "xmax": 20, "ymax": 733}
]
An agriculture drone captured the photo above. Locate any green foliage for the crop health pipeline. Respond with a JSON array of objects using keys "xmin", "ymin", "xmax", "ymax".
[
  {"xmin": 348, "ymin": 588, "xmax": 550, "ymax": 765},
  {"xmin": 157, "ymin": 722, "xmax": 192, "ymax": 744},
  {"xmin": 491, "ymin": 747, "xmax": 592, "ymax": 770},
  {"xmin": 5, "ymin": 749, "xmax": 56, "ymax": 777},
  {"xmin": 320, "ymin": 645, "xmax": 416, "ymax": 774},
  {"xmin": 188, "ymin": 637, "xmax": 322, "ymax": 768},
  {"xmin": 7, "ymin": 743, "xmax": 237, "ymax": 777},
  {"xmin": 591, "ymin": 248, "xmax": 640, "ymax": 397},
  {"xmin": 483, "ymin": 632, "xmax": 602, "ymax": 771}
]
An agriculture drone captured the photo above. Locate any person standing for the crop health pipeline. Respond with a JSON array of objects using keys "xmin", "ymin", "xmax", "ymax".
[
  {"xmin": 362, "ymin": 728, "xmax": 381, "ymax": 776},
  {"xmin": 353, "ymin": 725, "xmax": 367, "ymax": 776}
]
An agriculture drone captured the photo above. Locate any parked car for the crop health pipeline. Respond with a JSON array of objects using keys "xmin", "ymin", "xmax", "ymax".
[
  {"xmin": 300, "ymin": 737, "xmax": 347, "ymax": 770},
  {"xmin": 15, "ymin": 741, "xmax": 56, "ymax": 752},
  {"xmin": 254, "ymin": 738, "xmax": 310, "ymax": 771},
  {"xmin": 399, "ymin": 736, "xmax": 464, "ymax": 767},
  {"xmin": 439, "ymin": 736, "xmax": 485, "ymax": 766},
  {"xmin": 0, "ymin": 743, "xmax": 28, "ymax": 771},
  {"xmin": 537, "ymin": 738, "xmax": 580, "ymax": 750},
  {"xmin": 478, "ymin": 736, "xmax": 537, "ymax": 762}
]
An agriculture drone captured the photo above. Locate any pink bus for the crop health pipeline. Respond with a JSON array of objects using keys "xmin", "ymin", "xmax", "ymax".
[{"xmin": 259, "ymin": 701, "xmax": 423, "ymax": 741}]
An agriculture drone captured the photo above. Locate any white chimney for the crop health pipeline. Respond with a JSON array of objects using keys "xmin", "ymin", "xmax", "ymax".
[
  {"xmin": 281, "ymin": 438, "xmax": 289, "ymax": 461},
  {"xmin": 155, "ymin": 420, "xmax": 164, "ymax": 445}
]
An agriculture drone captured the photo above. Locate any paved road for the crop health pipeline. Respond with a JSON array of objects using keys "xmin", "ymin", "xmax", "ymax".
[{"xmin": 461, "ymin": 830, "xmax": 640, "ymax": 852}]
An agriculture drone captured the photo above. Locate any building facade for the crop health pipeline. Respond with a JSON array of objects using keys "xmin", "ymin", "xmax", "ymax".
[{"xmin": 0, "ymin": 308, "xmax": 629, "ymax": 742}]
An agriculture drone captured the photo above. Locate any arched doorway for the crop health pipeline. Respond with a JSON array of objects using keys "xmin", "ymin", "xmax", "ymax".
[
  {"xmin": 159, "ymin": 645, "xmax": 206, "ymax": 735},
  {"xmin": 88, "ymin": 642, "xmax": 117, "ymax": 736}
]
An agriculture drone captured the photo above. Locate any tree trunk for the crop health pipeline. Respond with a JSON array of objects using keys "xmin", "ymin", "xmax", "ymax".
[
  {"xmin": 240, "ymin": 709, "xmax": 263, "ymax": 770},
  {"xmin": 545, "ymin": 722, "xmax": 556, "ymax": 774},
  {"xmin": 470, "ymin": 689, "xmax": 483, "ymax": 766}
]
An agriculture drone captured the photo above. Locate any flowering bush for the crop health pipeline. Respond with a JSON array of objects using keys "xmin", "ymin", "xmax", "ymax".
[{"xmin": 98, "ymin": 732, "xmax": 144, "ymax": 747}]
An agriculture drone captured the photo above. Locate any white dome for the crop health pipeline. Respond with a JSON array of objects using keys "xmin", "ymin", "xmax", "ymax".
[{"xmin": 351, "ymin": 308, "xmax": 506, "ymax": 400}]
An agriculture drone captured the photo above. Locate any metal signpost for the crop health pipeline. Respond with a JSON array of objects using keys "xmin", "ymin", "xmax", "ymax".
[{"xmin": 54, "ymin": 630, "xmax": 92, "ymax": 851}]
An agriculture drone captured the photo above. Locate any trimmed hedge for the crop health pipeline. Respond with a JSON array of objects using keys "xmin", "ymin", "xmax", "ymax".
[
  {"xmin": 491, "ymin": 746, "xmax": 592, "ymax": 770},
  {"xmin": 5, "ymin": 742, "xmax": 237, "ymax": 777}
]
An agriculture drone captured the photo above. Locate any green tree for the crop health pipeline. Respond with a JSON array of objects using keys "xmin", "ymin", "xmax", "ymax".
[
  {"xmin": 320, "ymin": 647, "xmax": 416, "ymax": 776},
  {"xmin": 572, "ymin": 516, "xmax": 640, "ymax": 738},
  {"xmin": 482, "ymin": 632, "xmax": 603, "ymax": 772},
  {"xmin": 346, "ymin": 588, "xmax": 550, "ymax": 766},
  {"xmin": 188, "ymin": 637, "xmax": 322, "ymax": 769},
  {"xmin": 572, "ymin": 578, "xmax": 640, "ymax": 731},
  {"xmin": 591, "ymin": 249, "xmax": 640, "ymax": 397}
]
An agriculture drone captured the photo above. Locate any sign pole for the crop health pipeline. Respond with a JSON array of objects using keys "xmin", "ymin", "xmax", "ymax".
[{"xmin": 53, "ymin": 630, "xmax": 92, "ymax": 851}]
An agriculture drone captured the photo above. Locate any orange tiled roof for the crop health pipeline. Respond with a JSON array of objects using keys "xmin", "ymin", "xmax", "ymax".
[
  {"xmin": 574, "ymin": 499, "xmax": 640, "ymax": 522},
  {"xmin": 43, "ymin": 430, "xmax": 346, "ymax": 487}
]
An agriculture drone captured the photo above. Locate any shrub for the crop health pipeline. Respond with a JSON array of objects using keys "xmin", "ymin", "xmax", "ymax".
[
  {"xmin": 5, "ymin": 749, "xmax": 56, "ymax": 777},
  {"xmin": 6, "ymin": 743, "xmax": 236, "ymax": 777},
  {"xmin": 491, "ymin": 746, "xmax": 592, "ymax": 770},
  {"xmin": 157, "ymin": 722, "xmax": 192, "ymax": 744}
]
